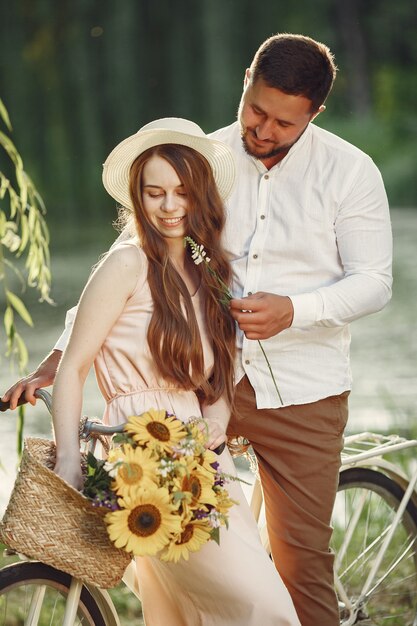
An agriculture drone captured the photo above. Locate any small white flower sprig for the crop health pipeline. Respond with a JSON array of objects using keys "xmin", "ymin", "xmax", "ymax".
[
  {"xmin": 185, "ymin": 236, "xmax": 233, "ymax": 308},
  {"xmin": 184, "ymin": 237, "xmax": 283, "ymax": 405}
]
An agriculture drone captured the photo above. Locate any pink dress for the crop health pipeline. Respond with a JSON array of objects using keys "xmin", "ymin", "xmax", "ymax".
[{"xmin": 94, "ymin": 241, "xmax": 300, "ymax": 626}]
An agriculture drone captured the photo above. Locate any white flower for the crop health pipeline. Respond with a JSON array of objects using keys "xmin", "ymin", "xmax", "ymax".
[
  {"xmin": 104, "ymin": 460, "xmax": 119, "ymax": 478},
  {"xmin": 207, "ymin": 510, "xmax": 223, "ymax": 528},
  {"xmin": 173, "ymin": 441, "xmax": 197, "ymax": 457},
  {"xmin": 184, "ymin": 236, "xmax": 211, "ymax": 265},
  {"xmin": 157, "ymin": 458, "xmax": 177, "ymax": 478}
]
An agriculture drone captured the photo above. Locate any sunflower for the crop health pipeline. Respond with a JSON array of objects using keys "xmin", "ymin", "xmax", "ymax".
[
  {"xmin": 199, "ymin": 449, "xmax": 219, "ymax": 476},
  {"xmin": 160, "ymin": 518, "xmax": 212, "ymax": 563},
  {"xmin": 105, "ymin": 485, "xmax": 182, "ymax": 556},
  {"xmin": 112, "ymin": 444, "xmax": 159, "ymax": 497},
  {"xmin": 176, "ymin": 459, "xmax": 217, "ymax": 510},
  {"xmin": 125, "ymin": 409, "xmax": 187, "ymax": 454}
]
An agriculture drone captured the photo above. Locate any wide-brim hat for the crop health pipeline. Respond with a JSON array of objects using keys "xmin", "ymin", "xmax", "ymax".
[{"xmin": 102, "ymin": 118, "xmax": 236, "ymax": 209}]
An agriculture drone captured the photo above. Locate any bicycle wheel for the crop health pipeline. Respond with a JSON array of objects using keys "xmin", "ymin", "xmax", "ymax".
[
  {"xmin": 0, "ymin": 560, "xmax": 107, "ymax": 626},
  {"xmin": 332, "ymin": 467, "xmax": 417, "ymax": 625}
]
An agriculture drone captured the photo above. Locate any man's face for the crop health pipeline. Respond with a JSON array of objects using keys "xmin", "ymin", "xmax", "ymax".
[{"xmin": 238, "ymin": 74, "xmax": 321, "ymax": 164}]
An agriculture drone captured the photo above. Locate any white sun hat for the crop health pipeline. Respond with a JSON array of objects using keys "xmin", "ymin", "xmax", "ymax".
[{"xmin": 102, "ymin": 118, "xmax": 236, "ymax": 209}]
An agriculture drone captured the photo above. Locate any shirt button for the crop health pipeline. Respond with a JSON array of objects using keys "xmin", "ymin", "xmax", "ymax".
[
  {"xmin": 247, "ymin": 291, "xmax": 253, "ymax": 295},
  {"xmin": 260, "ymin": 214, "xmax": 265, "ymax": 220},
  {"xmin": 253, "ymin": 254, "xmax": 258, "ymax": 259},
  {"xmin": 245, "ymin": 360, "xmax": 250, "ymax": 365},
  {"xmin": 264, "ymin": 174, "xmax": 269, "ymax": 180}
]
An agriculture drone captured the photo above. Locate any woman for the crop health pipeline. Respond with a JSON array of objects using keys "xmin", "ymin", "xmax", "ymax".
[{"xmin": 52, "ymin": 118, "xmax": 300, "ymax": 626}]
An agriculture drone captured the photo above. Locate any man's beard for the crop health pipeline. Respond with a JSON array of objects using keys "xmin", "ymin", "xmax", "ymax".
[{"xmin": 241, "ymin": 128, "xmax": 296, "ymax": 160}]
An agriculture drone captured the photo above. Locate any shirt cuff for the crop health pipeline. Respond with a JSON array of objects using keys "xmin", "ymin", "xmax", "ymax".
[
  {"xmin": 289, "ymin": 291, "xmax": 323, "ymax": 328},
  {"xmin": 53, "ymin": 306, "xmax": 77, "ymax": 351}
]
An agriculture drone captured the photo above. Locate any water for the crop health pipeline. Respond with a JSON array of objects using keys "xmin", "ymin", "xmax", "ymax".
[{"xmin": 1, "ymin": 208, "xmax": 416, "ymax": 514}]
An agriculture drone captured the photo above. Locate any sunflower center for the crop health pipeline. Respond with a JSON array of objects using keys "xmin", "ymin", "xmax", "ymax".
[
  {"xmin": 177, "ymin": 524, "xmax": 194, "ymax": 545},
  {"xmin": 128, "ymin": 504, "xmax": 162, "ymax": 537},
  {"xmin": 182, "ymin": 475, "xmax": 202, "ymax": 504},
  {"xmin": 147, "ymin": 421, "xmax": 171, "ymax": 442},
  {"xmin": 119, "ymin": 462, "xmax": 143, "ymax": 484}
]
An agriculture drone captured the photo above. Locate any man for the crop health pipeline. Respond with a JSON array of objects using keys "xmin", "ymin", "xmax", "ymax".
[{"xmin": 3, "ymin": 34, "xmax": 392, "ymax": 625}]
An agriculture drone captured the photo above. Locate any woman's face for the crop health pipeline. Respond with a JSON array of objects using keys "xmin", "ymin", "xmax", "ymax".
[{"xmin": 141, "ymin": 155, "xmax": 189, "ymax": 242}]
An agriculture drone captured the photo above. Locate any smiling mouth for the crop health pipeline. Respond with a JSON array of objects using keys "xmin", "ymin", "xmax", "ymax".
[{"xmin": 159, "ymin": 216, "xmax": 185, "ymax": 225}]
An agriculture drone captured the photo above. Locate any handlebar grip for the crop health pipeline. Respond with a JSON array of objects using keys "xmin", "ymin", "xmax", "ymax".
[
  {"xmin": 212, "ymin": 442, "xmax": 226, "ymax": 455},
  {"xmin": 0, "ymin": 392, "xmax": 28, "ymax": 412}
]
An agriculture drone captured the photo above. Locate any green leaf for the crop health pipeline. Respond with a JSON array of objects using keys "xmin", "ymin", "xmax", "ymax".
[
  {"xmin": 15, "ymin": 332, "xmax": 29, "ymax": 370},
  {"xmin": 0, "ymin": 98, "xmax": 12, "ymax": 132},
  {"xmin": 6, "ymin": 290, "xmax": 33, "ymax": 326},
  {"xmin": 87, "ymin": 451, "xmax": 99, "ymax": 468},
  {"xmin": 0, "ymin": 174, "xmax": 9, "ymax": 199},
  {"xmin": 113, "ymin": 432, "xmax": 134, "ymax": 445},
  {"xmin": 210, "ymin": 527, "xmax": 220, "ymax": 545},
  {"xmin": 4, "ymin": 258, "xmax": 26, "ymax": 290},
  {"xmin": 0, "ymin": 130, "xmax": 22, "ymax": 169},
  {"xmin": 4, "ymin": 305, "xmax": 13, "ymax": 337},
  {"xmin": 18, "ymin": 213, "xmax": 29, "ymax": 253},
  {"xmin": 15, "ymin": 167, "xmax": 27, "ymax": 212}
]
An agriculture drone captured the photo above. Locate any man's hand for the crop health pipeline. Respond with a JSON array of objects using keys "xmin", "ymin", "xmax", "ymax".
[
  {"xmin": 1, "ymin": 350, "xmax": 63, "ymax": 409},
  {"xmin": 229, "ymin": 292, "xmax": 294, "ymax": 339}
]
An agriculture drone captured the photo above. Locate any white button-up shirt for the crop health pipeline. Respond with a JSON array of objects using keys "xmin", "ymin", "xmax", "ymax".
[
  {"xmin": 209, "ymin": 121, "xmax": 392, "ymax": 408},
  {"xmin": 56, "ymin": 120, "xmax": 392, "ymax": 410}
]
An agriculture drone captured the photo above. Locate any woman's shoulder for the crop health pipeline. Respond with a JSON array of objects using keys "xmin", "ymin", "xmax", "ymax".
[
  {"xmin": 107, "ymin": 238, "xmax": 147, "ymax": 266},
  {"xmin": 94, "ymin": 238, "xmax": 147, "ymax": 295}
]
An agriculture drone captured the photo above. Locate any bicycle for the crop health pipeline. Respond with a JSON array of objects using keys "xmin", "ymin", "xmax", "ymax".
[
  {"xmin": 250, "ymin": 431, "xmax": 417, "ymax": 625},
  {"xmin": 1, "ymin": 391, "xmax": 416, "ymax": 625},
  {"xmin": 0, "ymin": 389, "xmax": 144, "ymax": 626}
]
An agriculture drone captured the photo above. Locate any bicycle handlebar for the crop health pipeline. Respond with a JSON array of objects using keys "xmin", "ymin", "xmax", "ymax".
[
  {"xmin": 0, "ymin": 392, "xmax": 28, "ymax": 412},
  {"xmin": 0, "ymin": 388, "xmax": 227, "ymax": 455}
]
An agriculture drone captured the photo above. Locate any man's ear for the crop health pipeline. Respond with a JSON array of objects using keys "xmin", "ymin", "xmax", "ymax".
[
  {"xmin": 244, "ymin": 68, "xmax": 251, "ymax": 88},
  {"xmin": 311, "ymin": 104, "xmax": 326, "ymax": 121}
]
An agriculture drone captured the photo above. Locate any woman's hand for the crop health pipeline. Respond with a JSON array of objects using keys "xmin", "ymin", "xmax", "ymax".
[{"xmin": 195, "ymin": 418, "xmax": 227, "ymax": 451}]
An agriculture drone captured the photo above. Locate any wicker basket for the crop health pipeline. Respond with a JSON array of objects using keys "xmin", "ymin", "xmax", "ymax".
[{"xmin": 0, "ymin": 438, "xmax": 131, "ymax": 588}]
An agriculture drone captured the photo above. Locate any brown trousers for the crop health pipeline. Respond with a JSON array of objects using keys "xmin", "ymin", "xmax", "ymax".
[{"xmin": 228, "ymin": 376, "xmax": 349, "ymax": 626}]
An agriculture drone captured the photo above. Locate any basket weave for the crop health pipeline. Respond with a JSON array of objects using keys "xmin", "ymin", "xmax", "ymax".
[{"xmin": 0, "ymin": 438, "xmax": 131, "ymax": 588}]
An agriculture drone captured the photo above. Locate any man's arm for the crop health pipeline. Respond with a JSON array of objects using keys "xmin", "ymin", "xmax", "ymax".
[
  {"xmin": 230, "ymin": 156, "xmax": 392, "ymax": 340},
  {"xmin": 1, "ymin": 305, "xmax": 78, "ymax": 409},
  {"xmin": 1, "ymin": 349, "xmax": 63, "ymax": 409}
]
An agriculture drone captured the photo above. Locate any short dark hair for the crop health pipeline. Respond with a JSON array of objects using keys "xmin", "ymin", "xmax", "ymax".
[{"xmin": 250, "ymin": 34, "xmax": 337, "ymax": 112}]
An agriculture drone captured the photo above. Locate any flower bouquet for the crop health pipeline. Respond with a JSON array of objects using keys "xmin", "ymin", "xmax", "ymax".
[{"xmin": 83, "ymin": 409, "xmax": 237, "ymax": 563}]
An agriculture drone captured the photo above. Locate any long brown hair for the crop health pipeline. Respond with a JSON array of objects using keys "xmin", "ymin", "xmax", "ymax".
[{"xmin": 129, "ymin": 144, "xmax": 236, "ymax": 406}]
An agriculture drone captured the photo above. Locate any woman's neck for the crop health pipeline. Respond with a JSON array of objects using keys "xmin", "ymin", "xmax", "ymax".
[{"xmin": 167, "ymin": 239, "xmax": 186, "ymax": 271}]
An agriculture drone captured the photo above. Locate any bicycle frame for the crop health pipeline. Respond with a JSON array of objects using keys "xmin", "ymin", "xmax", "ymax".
[
  {"xmin": 334, "ymin": 432, "xmax": 417, "ymax": 624},
  {"xmin": 249, "ymin": 431, "xmax": 417, "ymax": 624}
]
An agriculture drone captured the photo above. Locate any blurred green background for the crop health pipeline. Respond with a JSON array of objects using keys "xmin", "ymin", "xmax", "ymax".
[
  {"xmin": 0, "ymin": 7, "xmax": 416, "ymax": 620},
  {"xmin": 1, "ymin": 0, "xmax": 417, "ymax": 245}
]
